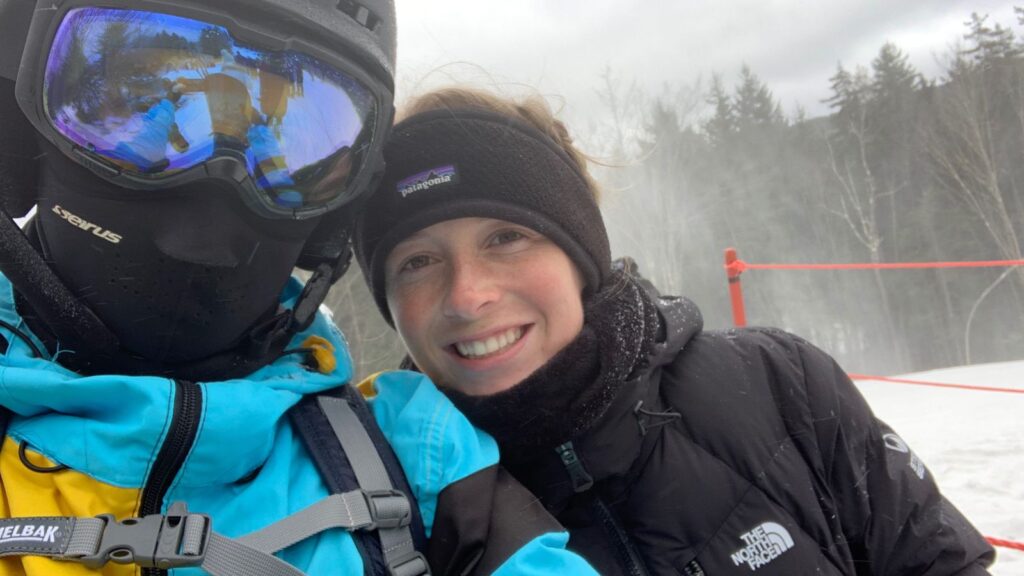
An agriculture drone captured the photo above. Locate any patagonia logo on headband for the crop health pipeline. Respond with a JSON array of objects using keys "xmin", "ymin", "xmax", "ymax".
[{"xmin": 397, "ymin": 165, "xmax": 459, "ymax": 198}]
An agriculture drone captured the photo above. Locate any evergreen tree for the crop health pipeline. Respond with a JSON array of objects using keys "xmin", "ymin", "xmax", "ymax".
[
  {"xmin": 871, "ymin": 43, "xmax": 919, "ymax": 102},
  {"xmin": 704, "ymin": 73, "xmax": 735, "ymax": 148},
  {"xmin": 824, "ymin": 63, "xmax": 854, "ymax": 110},
  {"xmin": 869, "ymin": 43, "xmax": 920, "ymax": 259},
  {"xmin": 825, "ymin": 64, "xmax": 870, "ymax": 131},
  {"xmin": 962, "ymin": 12, "xmax": 1021, "ymax": 69},
  {"xmin": 733, "ymin": 64, "xmax": 784, "ymax": 131}
]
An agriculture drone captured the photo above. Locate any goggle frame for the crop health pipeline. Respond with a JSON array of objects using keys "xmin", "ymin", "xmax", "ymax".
[{"xmin": 14, "ymin": 0, "xmax": 394, "ymax": 220}]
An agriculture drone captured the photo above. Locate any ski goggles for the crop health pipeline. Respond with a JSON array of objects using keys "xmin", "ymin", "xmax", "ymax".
[{"xmin": 15, "ymin": 2, "xmax": 392, "ymax": 219}]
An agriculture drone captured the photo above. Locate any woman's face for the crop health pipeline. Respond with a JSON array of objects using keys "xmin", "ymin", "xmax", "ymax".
[{"xmin": 385, "ymin": 217, "xmax": 585, "ymax": 396}]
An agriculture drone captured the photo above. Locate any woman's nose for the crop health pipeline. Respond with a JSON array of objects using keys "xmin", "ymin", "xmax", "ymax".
[{"xmin": 441, "ymin": 258, "xmax": 501, "ymax": 320}]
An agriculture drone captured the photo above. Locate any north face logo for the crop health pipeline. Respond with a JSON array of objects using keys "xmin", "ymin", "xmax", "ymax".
[
  {"xmin": 730, "ymin": 522, "xmax": 794, "ymax": 571},
  {"xmin": 883, "ymin": 432, "xmax": 927, "ymax": 479}
]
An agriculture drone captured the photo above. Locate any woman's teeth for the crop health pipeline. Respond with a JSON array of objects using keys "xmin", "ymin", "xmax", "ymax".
[{"xmin": 454, "ymin": 327, "xmax": 524, "ymax": 359}]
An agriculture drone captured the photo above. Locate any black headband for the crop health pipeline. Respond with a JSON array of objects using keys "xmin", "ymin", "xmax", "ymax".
[{"xmin": 353, "ymin": 107, "xmax": 611, "ymax": 324}]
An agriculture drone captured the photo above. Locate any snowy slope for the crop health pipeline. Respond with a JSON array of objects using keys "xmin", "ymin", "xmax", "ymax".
[{"xmin": 854, "ymin": 361, "xmax": 1023, "ymax": 575}]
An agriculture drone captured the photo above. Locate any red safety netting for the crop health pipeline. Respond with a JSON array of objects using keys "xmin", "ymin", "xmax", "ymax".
[
  {"xmin": 987, "ymin": 537, "xmax": 1024, "ymax": 552},
  {"xmin": 725, "ymin": 257, "xmax": 1024, "ymax": 276},
  {"xmin": 721, "ymin": 250, "xmax": 1024, "ymax": 327},
  {"xmin": 848, "ymin": 373, "xmax": 1024, "ymax": 395}
]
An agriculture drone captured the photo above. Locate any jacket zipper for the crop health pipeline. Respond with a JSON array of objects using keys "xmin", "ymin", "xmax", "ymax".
[
  {"xmin": 555, "ymin": 441, "xmax": 594, "ymax": 492},
  {"xmin": 140, "ymin": 379, "xmax": 202, "ymax": 576},
  {"xmin": 682, "ymin": 559, "xmax": 705, "ymax": 576},
  {"xmin": 593, "ymin": 498, "xmax": 650, "ymax": 576},
  {"xmin": 555, "ymin": 442, "xmax": 649, "ymax": 576}
]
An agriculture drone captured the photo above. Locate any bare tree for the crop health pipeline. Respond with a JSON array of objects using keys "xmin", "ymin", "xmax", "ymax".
[
  {"xmin": 927, "ymin": 57, "xmax": 1024, "ymax": 292},
  {"xmin": 822, "ymin": 65, "xmax": 908, "ymax": 368}
]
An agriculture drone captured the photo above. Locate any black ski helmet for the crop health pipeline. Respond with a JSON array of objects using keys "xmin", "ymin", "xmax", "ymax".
[{"xmin": 0, "ymin": 0, "xmax": 397, "ymax": 377}]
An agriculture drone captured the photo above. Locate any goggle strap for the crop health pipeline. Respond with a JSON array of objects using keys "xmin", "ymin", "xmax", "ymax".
[
  {"xmin": 246, "ymin": 310, "xmax": 293, "ymax": 359},
  {"xmin": 243, "ymin": 259, "xmax": 333, "ymax": 362},
  {"xmin": 292, "ymin": 262, "xmax": 335, "ymax": 334}
]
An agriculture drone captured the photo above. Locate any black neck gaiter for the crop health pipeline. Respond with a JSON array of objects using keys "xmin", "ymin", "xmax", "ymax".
[
  {"xmin": 444, "ymin": 271, "xmax": 660, "ymax": 463},
  {"xmin": 28, "ymin": 140, "xmax": 318, "ymax": 369}
]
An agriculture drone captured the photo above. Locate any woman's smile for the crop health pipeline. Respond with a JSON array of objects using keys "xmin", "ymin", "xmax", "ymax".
[{"xmin": 451, "ymin": 325, "xmax": 527, "ymax": 359}]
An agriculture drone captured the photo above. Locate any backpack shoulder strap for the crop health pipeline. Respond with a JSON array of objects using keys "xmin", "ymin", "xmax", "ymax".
[{"xmin": 290, "ymin": 384, "xmax": 428, "ymax": 576}]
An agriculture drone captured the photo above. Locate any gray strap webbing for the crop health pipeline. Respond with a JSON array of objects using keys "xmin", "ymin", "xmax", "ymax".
[
  {"xmin": 65, "ymin": 517, "xmax": 106, "ymax": 556},
  {"xmin": 0, "ymin": 494, "xmax": 422, "ymax": 576},
  {"xmin": 203, "ymin": 533, "xmax": 303, "ymax": 576},
  {"xmin": 0, "ymin": 509, "xmax": 299, "ymax": 576},
  {"xmin": 237, "ymin": 491, "xmax": 375, "ymax": 552},
  {"xmin": 317, "ymin": 395, "xmax": 428, "ymax": 576}
]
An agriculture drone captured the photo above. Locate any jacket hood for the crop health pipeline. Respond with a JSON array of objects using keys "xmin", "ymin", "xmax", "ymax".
[{"xmin": 645, "ymin": 293, "xmax": 704, "ymax": 370}]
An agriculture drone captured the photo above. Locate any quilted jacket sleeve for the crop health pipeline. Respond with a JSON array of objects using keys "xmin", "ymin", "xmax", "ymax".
[{"xmin": 782, "ymin": 332, "xmax": 995, "ymax": 575}]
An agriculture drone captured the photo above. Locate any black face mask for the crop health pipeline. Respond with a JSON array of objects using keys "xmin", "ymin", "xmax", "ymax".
[{"xmin": 31, "ymin": 140, "xmax": 319, "ymax": 365}]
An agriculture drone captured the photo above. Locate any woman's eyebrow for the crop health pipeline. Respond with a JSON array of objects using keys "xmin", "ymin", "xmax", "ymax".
[{"xmin": 393, "ymin": 230, "xmax": 431, "ymax": 247}]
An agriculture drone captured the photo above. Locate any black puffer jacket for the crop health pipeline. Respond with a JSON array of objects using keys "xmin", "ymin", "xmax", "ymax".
[{"xmin": 498, "ymin": 291, "xmax": 995, "ymax": 575}]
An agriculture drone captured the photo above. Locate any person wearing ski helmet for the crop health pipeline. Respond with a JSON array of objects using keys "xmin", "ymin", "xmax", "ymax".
[
  {"xmin": 353, "ymin": 87, "xmax": 996, "ymax": 575},
  {"xmin": 0, "ymin": 2, "xmax": 597, "ymax": 575}
]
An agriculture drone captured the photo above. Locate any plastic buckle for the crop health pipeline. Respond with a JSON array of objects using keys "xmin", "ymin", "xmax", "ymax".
[
  {"xmin": 79, "ymin": 502, "xmax": 210, "ymax": 569},
  {"xmin": 362, "ymin": 490, "xmax": 412, "ymax": 530}
]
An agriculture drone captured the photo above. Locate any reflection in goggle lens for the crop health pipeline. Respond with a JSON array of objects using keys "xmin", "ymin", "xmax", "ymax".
[{"xmin": 43, "ymin": 7, "xmax": 377, "ymax": 212}]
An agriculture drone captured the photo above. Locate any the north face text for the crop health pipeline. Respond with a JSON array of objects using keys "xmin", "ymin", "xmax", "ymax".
[{"xmin": 730, "ymin": 522, "xmax": 794, "ymax": 571}]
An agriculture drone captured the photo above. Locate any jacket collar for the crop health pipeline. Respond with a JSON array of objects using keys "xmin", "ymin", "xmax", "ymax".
[{"xmin": 507, "ymin": 293, "xmax": 702, "ymax": 511}]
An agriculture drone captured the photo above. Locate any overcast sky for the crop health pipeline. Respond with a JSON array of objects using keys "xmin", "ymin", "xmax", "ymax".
[{"xmin": 394, "ymin": 0, "xmax": 1020, "ymax": 122}]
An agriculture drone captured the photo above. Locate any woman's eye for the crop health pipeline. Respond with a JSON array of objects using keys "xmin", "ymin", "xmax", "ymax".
[
  {"xmin": 489, "ymin": 229, "xmax": 527, "ymax": 246},
  {"xmin": 400, "ymin": 254, "xmax": 435, "ymax": 273}
]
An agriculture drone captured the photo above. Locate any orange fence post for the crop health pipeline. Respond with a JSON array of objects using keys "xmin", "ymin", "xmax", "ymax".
[{"xmin": 724, "ymin": 247, "xmax": 747, "ymax": 327}]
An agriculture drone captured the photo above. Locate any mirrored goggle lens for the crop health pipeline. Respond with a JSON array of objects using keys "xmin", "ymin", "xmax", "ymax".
[{"xmin": 43, "ymin": 7, "xmax": 378, "ymax": 212}]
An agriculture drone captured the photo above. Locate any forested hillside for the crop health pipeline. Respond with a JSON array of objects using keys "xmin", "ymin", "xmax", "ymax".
[{"xmin": 332, "ymin": 10, "xmax": 1024, "ymax": 378}]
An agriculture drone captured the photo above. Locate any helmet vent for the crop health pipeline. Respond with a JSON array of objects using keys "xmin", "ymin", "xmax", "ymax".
[{"xmin": 336, "ymin": 1, "xmax": 380, "ymax": 31}]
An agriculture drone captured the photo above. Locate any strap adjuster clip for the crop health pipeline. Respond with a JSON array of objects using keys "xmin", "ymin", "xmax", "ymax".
[
  {"xmin": 388, "ymin": 551, "xmax": 430, "ymax": 576},
  {"xmin": 362, "ymin": 490, "xmax": 411, "ymax": 530},
  {"xmin": 79, "ymin": 502, "xmax": 210, "ymax": 569}
]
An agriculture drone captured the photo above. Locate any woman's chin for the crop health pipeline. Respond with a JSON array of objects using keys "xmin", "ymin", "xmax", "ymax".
[{"xmin": 460, "ymin": 376, "xmax": 524, "ymax": 397}]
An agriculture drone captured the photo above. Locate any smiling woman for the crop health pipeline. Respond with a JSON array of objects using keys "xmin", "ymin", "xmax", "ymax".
[{"xmin": 351, "ymin": 86, "xmax": 995, "ymax": 575}]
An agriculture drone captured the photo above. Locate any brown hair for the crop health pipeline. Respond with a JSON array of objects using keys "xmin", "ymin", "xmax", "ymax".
[{"xmin": 399, "ymin": 87, "xmax": 601, "ymax": 202}]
